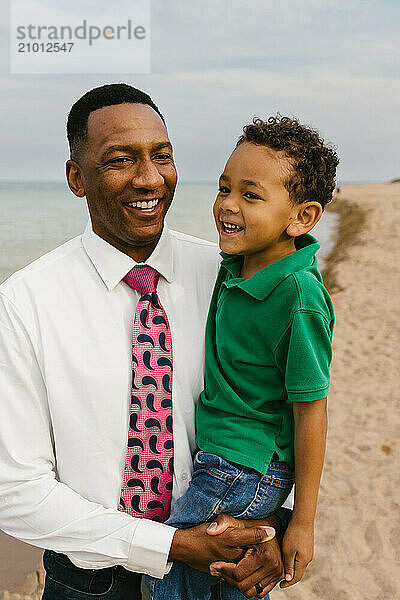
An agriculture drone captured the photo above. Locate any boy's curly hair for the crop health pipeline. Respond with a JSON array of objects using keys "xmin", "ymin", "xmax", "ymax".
[{"xmin": 237, "ymin": 115, "xmax": 339, "ymax": 209}]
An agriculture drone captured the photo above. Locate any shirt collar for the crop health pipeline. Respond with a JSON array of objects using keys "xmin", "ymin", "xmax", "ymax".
[
  {"xmin": 220, "ymin": 234, "xmax": 320, "ymax": 301},
  {"xmin": 82, "ymin": 220, "xmax": 174, "ymax": 291}
]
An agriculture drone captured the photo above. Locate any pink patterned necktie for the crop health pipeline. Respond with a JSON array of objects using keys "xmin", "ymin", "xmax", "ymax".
[{"xmin": 119, "ymin": 265, "xmax": 173, "ymax": 522}]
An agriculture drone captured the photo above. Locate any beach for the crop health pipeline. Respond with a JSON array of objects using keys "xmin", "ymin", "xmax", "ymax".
[
  {"xmin": 274, "ymin": 183, "xmax": 400, "ymax": 599},
  {"xmin": 1, "ymin": 183, "xmax": 399, "ymax": 599}
]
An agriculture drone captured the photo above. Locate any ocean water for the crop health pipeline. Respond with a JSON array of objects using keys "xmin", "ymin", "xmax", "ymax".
[{"xmin": 0, "ymin": 182, "xmax": 338, "ymax": 284}]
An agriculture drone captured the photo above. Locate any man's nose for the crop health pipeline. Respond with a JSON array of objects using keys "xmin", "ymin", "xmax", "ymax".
[{"xmin": 131, "ymin": 158, "xmax": 164, "ymax": 189}]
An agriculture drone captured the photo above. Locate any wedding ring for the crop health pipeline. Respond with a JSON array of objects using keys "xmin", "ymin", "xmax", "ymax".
[{"xmin": 255, "ymin": 582, "xmax": 263, "ymax": 594}]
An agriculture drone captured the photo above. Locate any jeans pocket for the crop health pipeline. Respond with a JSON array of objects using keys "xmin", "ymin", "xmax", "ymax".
[
  {"xmin": 265, "ymin": 461, "xmax": 295, "ymax": 489},
  {"xmin": 194, "ymin": 451, "xmax": 221, "ymax": 470},
  {"xmin": 232, "ymin": 464, "xmax": 294, "ymax": 519},
  {"xmin": 43, "ymin": 551, "xmax": 117, "ymax": 598},
  {"xmin": 194, "ymin": 451, "xmax": 243, "ymax": 482}
]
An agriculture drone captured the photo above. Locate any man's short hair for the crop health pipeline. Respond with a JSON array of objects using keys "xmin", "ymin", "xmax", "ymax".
[
  {"xmin": 237, "ymin": 115, "xmax": 339, "ymax": 210},
  {"xmin": 67, "ymin": 83, "xmax": 165, "ymax": 160}
]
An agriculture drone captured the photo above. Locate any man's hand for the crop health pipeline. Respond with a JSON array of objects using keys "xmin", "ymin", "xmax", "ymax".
[
  {"xmin": 207, "ymin": 514, "xmax": 285, "ymax": 599},
  {"xmin": 169, "ymin": 517, "xmax": 275, "ymax": 575}
]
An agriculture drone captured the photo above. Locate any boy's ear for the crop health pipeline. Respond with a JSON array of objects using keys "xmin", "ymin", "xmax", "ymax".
[
  {"xmin": 286, "ymin": 201, "xmax": 323, "ymax": 237},
  {"xmin": 66, "ymin": 159, "xmax": 86, "ymax": 198}
]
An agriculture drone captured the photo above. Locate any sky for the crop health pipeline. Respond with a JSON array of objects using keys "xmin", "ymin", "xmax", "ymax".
[{"xmin": 0, "ymin": 0, "xmax": 399, "ymax": 183}]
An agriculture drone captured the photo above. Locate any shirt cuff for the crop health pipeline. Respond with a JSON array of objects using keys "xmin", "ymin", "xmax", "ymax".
[
  {"xmin": 287, "ymin": 386, "xmax": 329, "ymax": 403},
  {"xmin": 127, "ymin": 519, "xmax": 176, "ymax": 578}
]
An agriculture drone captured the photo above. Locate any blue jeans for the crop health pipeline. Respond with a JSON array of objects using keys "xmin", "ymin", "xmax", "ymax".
[
  {"xmin": 42, "ymin": 549, "xmax": 142, "ymax": 599},
  {"xmin": 142, "ymin": 451, "xmax": 294, "ymax": 600},
  {"xmin": 41, "ymin": 549, "xmax": 223, "ymax": 600}
]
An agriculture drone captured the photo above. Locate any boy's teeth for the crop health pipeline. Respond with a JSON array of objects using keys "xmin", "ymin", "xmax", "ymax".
[
  {"xmin": 127, "ymin": 198, "xmax": 160, "ymax": 209},
  {"xmin": 223, "ymin": 222, "xmax": 242, "ymax": 230}
]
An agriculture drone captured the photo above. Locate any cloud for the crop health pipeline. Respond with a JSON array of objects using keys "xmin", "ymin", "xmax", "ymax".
[
  {"xmin": 0, "ymin": 0, "xmax": 398, "ymax": 183},
  {"xmin": 151, "ymin": 0, "xmax": 399, "ymax": 77},
  {"xmin": 147, "ymin": 66, "xmax": 399, "ymax": 182}
]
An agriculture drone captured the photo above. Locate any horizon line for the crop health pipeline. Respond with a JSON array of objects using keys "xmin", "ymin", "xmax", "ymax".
[{"xmin": 0, "ymin": 178, "xmax": 394, "ymax": 186}]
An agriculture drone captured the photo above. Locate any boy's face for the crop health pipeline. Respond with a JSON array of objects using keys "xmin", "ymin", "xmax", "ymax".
[{"xmin": 213, "ymin": 142, "xmax": 298, "ymax": 259}]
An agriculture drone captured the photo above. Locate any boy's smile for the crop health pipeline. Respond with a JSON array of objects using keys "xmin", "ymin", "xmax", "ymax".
[{"xmin": 213, "ymin": 142, "xmax": 299, "ymax": 276}]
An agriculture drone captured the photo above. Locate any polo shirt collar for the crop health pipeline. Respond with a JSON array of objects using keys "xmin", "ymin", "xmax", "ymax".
[
  {"xmin": 82, "ymin": 220, "xmax": 174, "ymax": 291},
  {"xmin": 221, "ymin": 234, "xmax": 320, "ymax": 301}
]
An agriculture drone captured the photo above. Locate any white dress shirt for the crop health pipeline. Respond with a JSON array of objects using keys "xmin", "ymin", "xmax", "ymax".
[{"xmin": 0, "ymin": 221, "xmax": 220, "ymax": 578}]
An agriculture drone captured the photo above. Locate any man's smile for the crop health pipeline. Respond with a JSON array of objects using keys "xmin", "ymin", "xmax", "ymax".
[{"xmin": 122, "ymin": 196, "xmax": 164, "ymax": 216}]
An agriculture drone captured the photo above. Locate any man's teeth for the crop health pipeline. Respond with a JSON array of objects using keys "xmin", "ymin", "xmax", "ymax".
[{"xmin": 126, "ymin": 198, "xmax": 160, "ymax": 209}]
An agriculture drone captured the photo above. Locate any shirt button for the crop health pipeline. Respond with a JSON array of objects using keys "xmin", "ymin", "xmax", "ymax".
[{"xmin": 180, "ymin": 472, "xmax": 188, "ymax": 480}]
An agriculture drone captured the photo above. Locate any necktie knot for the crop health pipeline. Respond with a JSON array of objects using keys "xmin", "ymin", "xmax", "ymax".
[{"xmin": 124, "ymin": 265, "xmax": 159, "ymax": 297}]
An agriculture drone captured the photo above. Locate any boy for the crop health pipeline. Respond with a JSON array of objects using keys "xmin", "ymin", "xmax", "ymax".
[{"xmin": 142, "ymin": 115, "xmax": 338, "ymax": 600}]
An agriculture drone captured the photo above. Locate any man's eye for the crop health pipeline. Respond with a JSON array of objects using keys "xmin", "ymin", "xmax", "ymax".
[
  {"xmin": 108, "ymin": 157, "xmax": 132, "ymax": 164},
  {"xmin": 218, "ymin": 186, "xmax": 230, "ymax": 194},
  {"xmin": 154, "ymin": 153, "xmax": 172, "ymax": 161}
]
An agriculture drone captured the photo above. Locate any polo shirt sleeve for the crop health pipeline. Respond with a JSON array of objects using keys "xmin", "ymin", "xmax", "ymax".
[{"xmin": 284, "ymin": 309, "xmax": 333, "ymax": 403}]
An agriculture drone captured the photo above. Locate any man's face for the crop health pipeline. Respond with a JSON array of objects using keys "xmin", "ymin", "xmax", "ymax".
[{"xmin": 68, "ymin": 103, "xmax": 177, "ymax": 258}]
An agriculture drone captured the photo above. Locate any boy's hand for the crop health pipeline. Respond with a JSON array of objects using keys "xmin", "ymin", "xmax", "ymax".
[{"xmin": 280, "ymin": 520, "xmax": 314, "ymax": 588}]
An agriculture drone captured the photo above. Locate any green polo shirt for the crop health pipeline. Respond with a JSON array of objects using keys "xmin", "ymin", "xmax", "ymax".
[{"xmin": 196, "ymin": 234, "xmax": 334, "ymax": 472}]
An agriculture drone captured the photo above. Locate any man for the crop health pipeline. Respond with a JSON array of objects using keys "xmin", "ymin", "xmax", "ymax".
[{"xmin": 0, "ymin": 84, "xmax": 287, "ymax": 600}]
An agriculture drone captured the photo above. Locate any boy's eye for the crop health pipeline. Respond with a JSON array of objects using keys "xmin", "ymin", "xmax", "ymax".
[
  {"xmin": 218, "ymin": 186, "xmax": 230, "ymax": 194},
  {"xmin": 244, "ymin": 191, "xmax": 260, "ymax": 200}
]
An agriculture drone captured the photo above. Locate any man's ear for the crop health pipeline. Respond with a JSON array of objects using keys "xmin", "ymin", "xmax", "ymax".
[
  {"xmin": 66, "ymin": 160, "xmax": 86, "ymax": 198},
  {"xmin": 286, "ymin": 201, "xmax": 323, "ymax": 237}
]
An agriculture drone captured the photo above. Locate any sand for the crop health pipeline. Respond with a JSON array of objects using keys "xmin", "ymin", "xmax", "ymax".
[
  {"xmin": 274, "ymin": 183, "xmax": 400, "ymax": 599},
  {"xmin": 1, "ymin": 183, "xmax": 399, "ymax": 599}
]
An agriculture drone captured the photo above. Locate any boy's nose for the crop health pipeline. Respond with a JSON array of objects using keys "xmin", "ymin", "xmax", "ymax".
[{"xmin": 219, "ymin": 197, "xmax": 240, "ymax": 214}]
